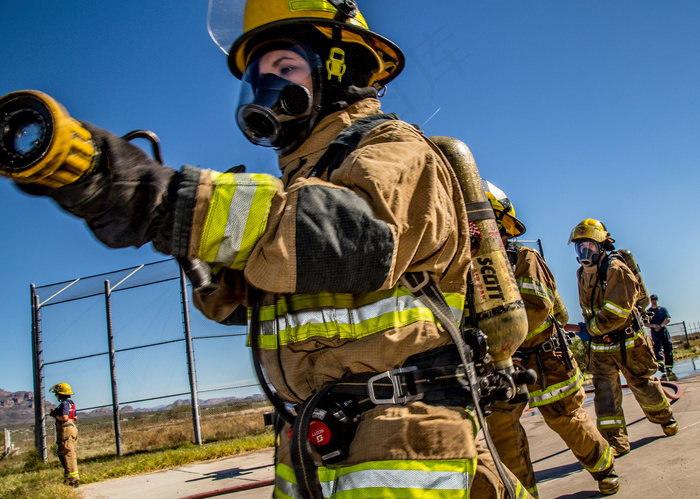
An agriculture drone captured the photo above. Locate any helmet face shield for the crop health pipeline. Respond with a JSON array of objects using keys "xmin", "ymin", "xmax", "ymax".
[
  {"xmin": 574, "ymin": 239, "xmax": 601, "ymax": 267},
  {"xmin": 483, "ymin": 179, "xmax": 526, "ymax": 238},
  {"xmin": 236, "ymin": 42, "xmax": 322, "ymax": 152}
]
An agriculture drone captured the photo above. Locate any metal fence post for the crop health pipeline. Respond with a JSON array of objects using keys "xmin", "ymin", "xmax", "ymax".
[
  {"xmin": 30, "ymin": 284, "xmax": 48, "ymax": 463},
  {"xmin": 180, "ymin": 267, "xmax": 202, "ymax": 445},
  {"xmin": 105, "ymin": 280, "xmax": 123, "ymax": 456},
  {"xmin": 682, "ymin": 320, "xmax": 690, "ymax": 346}
]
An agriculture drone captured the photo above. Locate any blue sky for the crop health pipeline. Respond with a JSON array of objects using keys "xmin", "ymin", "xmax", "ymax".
[{"xmin": 1, "ymin": 1, "xmax": 700, "ymax": 404}]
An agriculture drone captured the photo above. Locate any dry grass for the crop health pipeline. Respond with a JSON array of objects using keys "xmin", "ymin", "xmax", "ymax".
[{"xmin": 1, "ymin": 401, "xmax": 275, "ymax": 498}]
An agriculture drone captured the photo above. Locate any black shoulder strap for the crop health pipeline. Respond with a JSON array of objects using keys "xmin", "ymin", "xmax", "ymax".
[
  {"xmin": 308, "ymin": 113, "xmax": 399, "ymax": 178},
  {"xmin": 598, "ymin": 251, "xmax": 624, "ymax": 290}
]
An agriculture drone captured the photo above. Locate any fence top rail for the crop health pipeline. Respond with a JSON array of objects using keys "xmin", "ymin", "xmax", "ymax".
[{"xmin": 33, "ymin": 259, "xmax": 181, "ymax": 305}]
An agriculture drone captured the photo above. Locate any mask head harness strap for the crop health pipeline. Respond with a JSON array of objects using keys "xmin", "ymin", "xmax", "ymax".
[{"xmin": 329, "ymin": 0, "xmax": 359, "ymax": 21}]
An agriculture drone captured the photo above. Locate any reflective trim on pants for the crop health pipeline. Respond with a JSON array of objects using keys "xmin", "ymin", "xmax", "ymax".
[
  {"xmin": 584, "ymin": 444, "xmax": 614, "ymax": 473},
  {"xmin": 597, "ymin": 416, "xmax": 626, "ymax": 429}
]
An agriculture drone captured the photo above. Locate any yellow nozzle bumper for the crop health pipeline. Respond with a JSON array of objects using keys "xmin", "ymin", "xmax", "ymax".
[{"xmin": 0, "ymin": 90, "xmax": 98, "ymax": 188}]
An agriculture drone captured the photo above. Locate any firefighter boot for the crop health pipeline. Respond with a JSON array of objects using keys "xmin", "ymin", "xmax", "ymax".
[
  {"xmin": 597, "ymin": 468, "xmax": 620, "ymax": 495},
  {"xmin": 662, "ymin": 417, "xmax": 679, "ymax": 436}
]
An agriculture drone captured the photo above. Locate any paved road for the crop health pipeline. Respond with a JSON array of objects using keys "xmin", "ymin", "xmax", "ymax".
[{"xmin": 80, "ymin": 371, "xmax": 700, "ymax": 499}]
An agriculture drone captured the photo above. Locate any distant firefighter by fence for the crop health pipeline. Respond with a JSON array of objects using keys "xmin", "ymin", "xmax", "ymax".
[{"xmin": 29, "ymin": 259, "xmax": 267, "ymax": 462}]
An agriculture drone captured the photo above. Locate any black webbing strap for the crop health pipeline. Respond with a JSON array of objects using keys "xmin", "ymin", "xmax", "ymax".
[
  {"xmin": 249, "ymin": 289, "xmax": 296, "ymax": 425},
  {"xmin": 620, "ymin": 333, "xmax": 627, "ymax": 365},
  {"xmin": 535, "ymin": 351, "xmax": 548, "ymax": 390},
  {"xmin": 401, "ymin": 271, "xmax": 519, "ymax": 499},
  {"xmin": 464, "ymin": 200, "xmax": 494, "ymax": 222},
  {"xmin": 291, "ymin": 381, "xmax": 338, "ymax": 499},
  {"xmin": 333, "ymin": 365, "xmax": 467, "ymax": 407},
  {"xmin": 551, "ymin": 314, "xmax": 575, "ymax": 371},
  {"xmin": 308, "ymin": 113, "xmax": 399, "ymax": 179},
  {"xmin": 517, "ymin": 346, "xmax": 548, "ymax": 389}
]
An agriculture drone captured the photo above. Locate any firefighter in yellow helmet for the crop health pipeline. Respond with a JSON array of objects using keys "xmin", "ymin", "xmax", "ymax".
[
  {"xmin": 49, "ymin": 383, "xmax": 79, "ymax": 487},
  {"xmin": 3, "ymin": 1, "xmax": 534, "ymax": 497},
  {"xmin": 567, "ymin": 219, "xmax": 678, "ymax": 458},
  {"xmin": 483, "ymin": 184, "xmax": 620, "ymax": 497}
]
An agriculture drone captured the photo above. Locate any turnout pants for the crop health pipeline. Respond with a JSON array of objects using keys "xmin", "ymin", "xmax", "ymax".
[
  {"xmin": 56, "ymin": 423, "xmax": 79, "ymax": 483},
  {"xmin": 488, "ymin": 351, "xmax": 613, "ymax": 498},
  {"xmin": 588, "ymin": 332, "xmax": 673, "ymax": 454},
  {"xmin": 275, "ymin": 402, "xmax": 534, "ymax": 499}
]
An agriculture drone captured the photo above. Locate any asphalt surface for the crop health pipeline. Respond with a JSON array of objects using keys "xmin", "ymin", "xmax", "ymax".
[{"xmin": 80, "ymin": 370, "xmax": 700, "ymax": 499}]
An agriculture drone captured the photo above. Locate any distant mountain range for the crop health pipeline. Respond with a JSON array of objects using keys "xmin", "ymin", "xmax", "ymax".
[
  {"xmin": 0, "ymin": 389, "xmax": 56, "ymax": 426},
  {"xmin": 0, "ymin": 388, "xmax": 266, "ymax": 426}
]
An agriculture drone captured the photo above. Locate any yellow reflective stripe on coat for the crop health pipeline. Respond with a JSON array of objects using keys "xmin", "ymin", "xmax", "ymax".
[
  {"xmin": 524, "ymin": 317, "xmax": 553, "ymax": 341},
  {"xmin": 198, "ymin": 172, "xmax": 278, "ymax": 269},
  {"xmin": 257, "ymin": 286, "xmax": 465, "ymax": 350},
  {"xmin": 584, "ymin": 444, "xmax": 614, "ymax": 473},
  {"xmin": 528, "ymin": 369, "xmax": 584, "ymax": 408},
  {"xmin": 274, "ymin": 459, "xmax": 477, "ymax": 499},
  {"xmin": 589, "ymin": 328, "xmax": 645, "ymax": 353},
  {"xmin": 517, "ymin": 277, "xmax": 555, "ymax": 306},
  {"xmin": 602, "ymin": 299, "xmax": 632, "ymax": 319}
]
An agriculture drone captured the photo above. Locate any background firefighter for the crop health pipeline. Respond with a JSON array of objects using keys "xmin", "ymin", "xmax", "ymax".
[
  {"xmin": 482, "ymin": 183, "xmax": 619, "ymax": 497},
  {"xmin": 645, "ymin": 294, "xmax": 675, "ymax": 375},
  {"xmin": 49, "ymin": 382, "xmax": 79, "ymax": 487},
  {"xmin": 567, "ymin": 219, "xmax": 678, "ymax": 458},
  {"xmin": 2, "ymin": 1, "xmax": 533, "ymax": 497}
]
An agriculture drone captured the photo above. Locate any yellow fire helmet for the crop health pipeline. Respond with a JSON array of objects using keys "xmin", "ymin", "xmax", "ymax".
[
  {"xmin": 483, "ymin": 180, "xmax": 526, "ymax": 238},
  {"xmin": 50, "ymin": 383, "xmax": 74, "ymax": 396},
  {"xmin": 208, "ymin": 0, "xmax": 405, "ymax": 86},
  {"xmin": 568, "ymin": 218, "xmax": 615, "ymax": 245}
]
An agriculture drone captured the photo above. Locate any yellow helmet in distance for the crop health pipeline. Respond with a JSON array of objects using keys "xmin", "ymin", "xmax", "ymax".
[
  {"xmin": 484, "ymin": 180, "xmax": 526, "ymax": 238},
  {"xmin": 50, "ymin": 382, "xmax": 74, "ymax": 396},
  {"xmin": 211, "ymin": 0, "xmax": 405, "ymax": 86},
  {"xmin": 567, "ymin": 218, "xmax": 614, "ymax": 245}
]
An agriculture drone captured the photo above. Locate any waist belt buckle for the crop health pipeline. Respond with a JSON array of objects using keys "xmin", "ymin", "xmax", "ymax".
[
  {"xmin": 368, "ymin": 366, "xmax": 421, "ymax": 405},
  {"xmin": 540, "ymin": 340, "xmax": 554, "ymax": 353}
]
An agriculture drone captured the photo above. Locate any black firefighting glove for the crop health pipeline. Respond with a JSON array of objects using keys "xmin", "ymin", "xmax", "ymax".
[{"xmin": 16, "ymin": 122, "xmax": 199, "ymax": 256}]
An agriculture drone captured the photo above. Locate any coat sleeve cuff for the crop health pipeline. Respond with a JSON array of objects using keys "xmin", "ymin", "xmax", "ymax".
[{"xmin": 170, "ymin": 165, "xmax": 204, "ymax": 258}]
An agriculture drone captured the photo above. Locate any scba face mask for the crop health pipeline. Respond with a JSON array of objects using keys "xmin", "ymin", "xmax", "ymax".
[
  {"xmin": 237, "ymin": 42, "xmax": 323, "ymax": 154},
  {"xmin": 575, "ymin": 239, "xmax": 601, "ymax": 267}
]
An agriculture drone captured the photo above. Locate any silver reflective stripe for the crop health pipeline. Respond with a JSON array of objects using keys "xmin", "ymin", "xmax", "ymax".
[
  {"xmin": 275, "ymin": 477, "xmax": 297, "ymax": 498},
  {"xmin": 333, "ymin": 468, "xmax": 471, "ymax": 492},
  {"xmin": 602, "ymin": 300, "xmax": 631, "ymax": 318},
  {"xmin": 278, "ymin": 468, "xmax": 473, "ymax": 498},
  {"xmin": 518, "ymin": 278, "xmax": 554, "ymax": 304},
  {"xmin": 276, "ymin": 294, "xmax": 425, "ymax": 330},
  {"xmin": 587, "ymin": 445, "xmax": 613, "ymax": 472},
  {"xmin": 589, "ymin": 329, "xmax": 644, "ymax": 353},
  {"xmin": 597, "ymin": 418, "xmax": 625, "ymax": 427},
  {"xmin": 214, "ymin": 183, "xmax": 258, "ymax": 266},
  {"xmin": 529, "ymin": 371, "xmax": 583, "ymax": 406},
  {"xmin": 259, "ymin": 292, "xmax": 460, "ymax": 344}
]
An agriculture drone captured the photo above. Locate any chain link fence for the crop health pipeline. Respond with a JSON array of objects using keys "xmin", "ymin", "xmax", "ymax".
[
  {"xmin": 28, "ymin": 259, "xmax": 269, "ymax": 462},
  {"xmin": 667, "ymin": 321, "xmax": 699, "ymax": 348}
]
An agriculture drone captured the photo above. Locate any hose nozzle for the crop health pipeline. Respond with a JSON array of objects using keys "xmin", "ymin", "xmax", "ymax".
[{"xmin": 0, "ymin": 90, "xmax": 98, "ymax": 187}]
